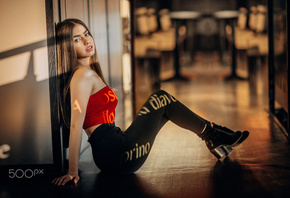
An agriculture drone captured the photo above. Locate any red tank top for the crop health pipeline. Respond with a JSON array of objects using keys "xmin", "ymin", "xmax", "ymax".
[{"xmin": 83, "ymin": 86, "xmax": 118, "ymax": 129}]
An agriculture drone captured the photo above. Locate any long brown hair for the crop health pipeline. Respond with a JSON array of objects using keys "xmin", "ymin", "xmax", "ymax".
[{"xmin": 56, "ymin": 18, "xmax": 107, "ymax": 127}]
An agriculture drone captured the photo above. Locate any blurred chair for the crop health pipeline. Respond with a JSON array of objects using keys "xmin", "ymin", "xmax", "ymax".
[
  {"xmin": 248, "ymin": 5, "xmax": 268, "ymax": 55},
  {"xmin": 135, "ymin": 7, "xmax": 175, "ymax": 56},
  {"xmin": 159, "ymin": 9, "xmax": 172, "ymax": 31},
  {"xmin": 234, "ymin": 7, "xmax": 254, "ymax": 50},
  {"xmin": 134, "ymin": 7, "xmax": 175, "ymax": 57},
  {"xmin": 151, "ymin": 9, "xmax": 175, "ymax": 53},
  {"xmin": 135, "ymin": 7, "xmax": 150, "ymax": 36},
  {"xmin": 234, "ymin": 5, "xmax": 268, "ymax": 79},
  {"xmin": 134, "ymin": 7, "xmax": 176, "ymax": 87}
]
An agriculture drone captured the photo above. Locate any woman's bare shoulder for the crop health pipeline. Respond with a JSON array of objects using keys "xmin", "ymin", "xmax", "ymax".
[
  {"xmin": 70, "ymin": 67, "xmax": 94, "ymax": 90},
  {"xmin": 73, "ymin": 67, "xmax": 94, "ymax": 80},
  {"xmin": 71, "ymin": 67, "xmax": 104, "ymax": 91}
]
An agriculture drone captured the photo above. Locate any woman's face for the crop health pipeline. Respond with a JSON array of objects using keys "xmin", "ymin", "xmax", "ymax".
[{"xmin": 72, "ymin": 23, "xmax": 95, "ymax": 59}]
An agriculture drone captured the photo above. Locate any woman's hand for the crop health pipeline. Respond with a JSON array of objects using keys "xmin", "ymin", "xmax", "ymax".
[{"xmin": 52, "ymin": 174, "xmax": 80, "ymax": 186}]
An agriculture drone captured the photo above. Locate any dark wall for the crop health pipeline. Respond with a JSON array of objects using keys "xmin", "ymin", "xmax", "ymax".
[
  {"xmin": 135, "ymin": 0, "xmax": 267, "ymax": 12},
  {"xmin": 135, "ymin": 0, "xmax": 236, "ymax": 12},
  {"xmin": 171, "ymin": 0, "xmax": 237, "ymax": 13}
]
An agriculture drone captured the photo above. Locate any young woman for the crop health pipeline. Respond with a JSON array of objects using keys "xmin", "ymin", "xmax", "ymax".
[{"xmin": 52, "ymin": 18, "xmax": 249, "ymax": 186}]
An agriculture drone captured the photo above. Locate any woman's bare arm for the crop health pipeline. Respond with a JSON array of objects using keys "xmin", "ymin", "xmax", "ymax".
[{"xmin": 52, "ymin": 68, "xmax": 94, "ymax": 185}]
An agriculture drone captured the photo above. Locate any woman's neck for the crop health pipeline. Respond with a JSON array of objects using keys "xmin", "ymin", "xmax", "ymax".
[{"xmin": 77, "ymin": 57, "xmax": 91, "ymax": 68}]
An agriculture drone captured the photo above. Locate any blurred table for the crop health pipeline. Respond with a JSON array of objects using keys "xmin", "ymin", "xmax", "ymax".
[
  {"xmin": 214, "ymin": 10, "xmax": 246, "ymax": 80},
  {"xmin": 165, "ymin": 11, "xmax": 202, "ymax": 81}
]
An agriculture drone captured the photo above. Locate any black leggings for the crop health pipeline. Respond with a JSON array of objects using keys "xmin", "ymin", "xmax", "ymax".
[{"xmin": 88, "ymin": 90, "xmax": 207, "ymax": 173}]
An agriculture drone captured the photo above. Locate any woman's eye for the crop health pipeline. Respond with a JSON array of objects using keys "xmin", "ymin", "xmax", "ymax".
[
  {"xmin": 74, "ymin": 38, "xmax": 80, "ymax": 43},
  {"xmin": 85, "ymin": 32, "xmax": 90, "ymax": 36}
]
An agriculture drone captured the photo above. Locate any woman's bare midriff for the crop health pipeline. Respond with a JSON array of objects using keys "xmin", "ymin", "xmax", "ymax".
[{"xmin": 85, "ymin": 124, "xmax": 102, "ymax": 138}]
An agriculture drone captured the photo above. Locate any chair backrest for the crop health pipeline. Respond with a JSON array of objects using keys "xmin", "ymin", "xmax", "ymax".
[
  {"xmin": 248, "ymin": 5, "xmax": 267, "ymax": 32},
  {"xmin": 136, "ymin": 7, "xmax": 150, "ymax": 35},
  {"xmin": 248, "ymin": 6, "xmax": 257, "ymax": 31},
  {"xmin": 135, "ymin": 7, "xmax": 159, "ymax": 35},
  {"xmin": 237, "ymin": 7, "xmax": 248, "ymax": 29},
  {"xmin": 255, "ymin": 5, "xmax": 267, "ymax": 33},
  {"xmin": 159, "ymin": 9, "xmax": 172, "ymax": 31},
  {"xmin": 147, "ymin": 8, "xmax": 159, "ymax": 33}
]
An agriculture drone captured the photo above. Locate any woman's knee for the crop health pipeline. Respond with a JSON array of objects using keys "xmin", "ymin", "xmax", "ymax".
[
  {"xmin": 152, "ymin": 89, "xmax": 169, "ymax": 97},
  {"xmin": 152, "ymin": 90, "xmax": 176, "ymax": 101},
  {"xmin": 148, "ymin": 90, "xmax": 177, "ymax": 108}
]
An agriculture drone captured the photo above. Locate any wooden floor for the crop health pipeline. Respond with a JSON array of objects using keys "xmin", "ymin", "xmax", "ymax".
[{"xmin": 1, "ymin": 52, "xmax": 290, "ymax": 198}]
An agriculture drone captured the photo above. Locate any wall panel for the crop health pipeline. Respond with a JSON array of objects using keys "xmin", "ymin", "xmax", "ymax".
[
  {"xmin": 89, "ymin": 0, "xmax": 110, "ymax": 80},
  {"xmin": 0, "ymin": 0, "xmax": 53, "ymax": 169},
  {"xmin": 60, "ymin": 0, "xmax": 89, "ymax": 24}
]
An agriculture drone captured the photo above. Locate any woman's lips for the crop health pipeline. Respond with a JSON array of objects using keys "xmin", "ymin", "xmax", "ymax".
[{"xmin": 86, "ymin": 45, "xmax": 93, "ymax": 52}]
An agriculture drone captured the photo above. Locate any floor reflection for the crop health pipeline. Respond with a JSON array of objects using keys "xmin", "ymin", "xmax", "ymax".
[
  {"xmin": 210, "ymin": 158, "xmax": 272, "ymax": 198},
  {"xmin": 53, "ymin": 172, "xmax": 161, "ymax": 198}
]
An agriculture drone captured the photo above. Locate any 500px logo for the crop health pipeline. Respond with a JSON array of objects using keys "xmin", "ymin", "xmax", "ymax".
[
  {"xmin": 0, "ymin": 144, "xmax": 10, "ymax": 159},
  {"xmin": 9, "ymin": 169, "xmax": 44, "ymax": 179}
]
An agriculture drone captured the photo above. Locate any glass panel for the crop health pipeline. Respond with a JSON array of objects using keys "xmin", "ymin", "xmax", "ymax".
[
  {"xmin": 120, "ymin": 0, "xmax": 134, "ymax": 127},
  {"xmin": 273, "ymin": 0, "xmax": 287, "ymax": 112}
]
